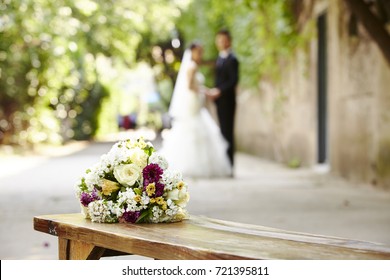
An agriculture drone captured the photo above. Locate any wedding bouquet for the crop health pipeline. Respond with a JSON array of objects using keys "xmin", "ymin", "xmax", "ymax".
[{"xmin": 74, "ymin": 138, "xmax": 189, "ymax": 223}]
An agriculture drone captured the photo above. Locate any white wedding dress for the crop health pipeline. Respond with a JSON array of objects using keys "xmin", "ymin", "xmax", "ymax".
[{"xmin": 161, "ymin": 51, "xmax": 232, "ymax": 178}]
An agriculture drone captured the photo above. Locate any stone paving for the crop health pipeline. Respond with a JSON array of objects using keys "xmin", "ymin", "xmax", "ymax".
[{"xmin": 1, "ymin": 137, "xmax": 390, "ymax": 259}]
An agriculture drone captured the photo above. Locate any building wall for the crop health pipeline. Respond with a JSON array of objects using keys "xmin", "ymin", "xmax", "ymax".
[
  {"xmin": 235, "ymin": 0, "xmax": 390, "ymax": 189},
  {"xmin": 235, "ymin": 47, "xmax": 317, "ymax": 167},
  {"xmin": 328, "ymin": 0, "xmax": 390, "ymax": 188}
]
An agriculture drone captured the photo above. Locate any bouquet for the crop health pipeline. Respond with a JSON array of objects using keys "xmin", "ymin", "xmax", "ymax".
[{"xmin": 74, "ymin": 138, "xmax": 189, "ymax": 223}]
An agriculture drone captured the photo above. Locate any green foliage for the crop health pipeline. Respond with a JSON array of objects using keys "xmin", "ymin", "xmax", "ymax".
[
  {"xmin": 177, "ymin": 0, "xmax": 301, "ymax": 87},
  {"xmin": 133, "ymin": 188, "xmax": 143, "ymax": 196},
  {"xmin": 376, "ymin": 139, "xmax": 390, "ymax": 181},
  {"xmin": 0, "ymin": 0, "xmax": 184, "ymax": 146},
  {"xmin": 78, "ymin": 178, "xmax": 88, "ymax": 192},
  {"xmin": 287, "ymin": 157, "xmax": 301, "ymax": 169},
  {"xmin": 136, "ymin": 207, "xmax": 152, "ymax": 223},
  {"xmin": 0, "ymin": 0, "xmax": 305, "ymax": 147}
]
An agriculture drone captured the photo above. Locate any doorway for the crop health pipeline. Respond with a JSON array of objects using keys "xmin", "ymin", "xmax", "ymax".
[{"xmin": 317, "ymin": 13, "xmax": 328, "ymax": 164}]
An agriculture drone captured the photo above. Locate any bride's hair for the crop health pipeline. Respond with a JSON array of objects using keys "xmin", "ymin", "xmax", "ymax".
[{"xmin": 188, "ymin": 41, "xmax": 202, "ymax": 51}]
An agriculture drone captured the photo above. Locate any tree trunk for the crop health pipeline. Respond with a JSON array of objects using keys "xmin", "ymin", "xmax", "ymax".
[{"xmin": 344, "ymin": 0, "xmax": 390, "ymax": 65}]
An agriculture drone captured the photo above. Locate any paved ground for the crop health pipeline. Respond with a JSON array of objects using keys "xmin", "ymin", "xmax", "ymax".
[{"xmin": 1, "ymin": 135, "xmax": 390, "ymax": 259}]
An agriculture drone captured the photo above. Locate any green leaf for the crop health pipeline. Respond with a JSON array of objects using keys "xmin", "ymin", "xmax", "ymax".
[
  {"xmin": 144, "ymin": 145, "xmax": 155, "ymax": 157},
  {"xmin": 136, "ymin": 210, "xmax": 150, "ymax": 223},
  {"xmin": 133, "ymin": 187, "xmax": 143, "ymax": 195}
]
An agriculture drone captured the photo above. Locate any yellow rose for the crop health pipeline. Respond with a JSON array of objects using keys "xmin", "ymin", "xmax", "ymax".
[{"xmin": 101, "ymin": 179, "xmax": 120, "ymax": 196}]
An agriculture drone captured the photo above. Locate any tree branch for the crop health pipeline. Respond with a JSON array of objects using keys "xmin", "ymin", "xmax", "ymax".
[{"xmin": 344, "ymin": 0, "xmax": 390, "ymax": 65}]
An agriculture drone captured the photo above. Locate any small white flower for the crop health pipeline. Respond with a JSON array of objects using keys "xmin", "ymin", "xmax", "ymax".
[
  {"xmin": 140, "ymin": 193, "xmax": 150, "ymax": 207},
  {"xmin": 84, "ymin": 167, "xmax": 102, "ymax": 191},
  {"xmin": 114, "ymin": 163, "xmax": 141, "ymax": 187},
  {"xmin": 149, "ymin": 152, "xmax": 169, "ymax": 170},
  {"xmin": 116, "ymin": 188, "xmax": 146, "ymax": 212},
  {"xmin": 162, "ymin": 169, "xmax": 182, "ymax": 191},
  {"xmin": 165, "ymin": 203, "xmax": 179, "ymax": 217},
  {"xmin": 148, "ymin": 206, "xmax": 163, "ymax": 223},
  {"xmin": 128, "ymin": 138, "xmax": 153, "ymax": 150},
  {"xmin": 88, "ymin": 200, "xmax": 111, "ymax": 223},
  {"xmin": 107, "ymin": 141, "xmax": 133, "ymax": 165},
  {"xmin": 112, "ymin": 204, "xmax": 125, "ymax": 218}
]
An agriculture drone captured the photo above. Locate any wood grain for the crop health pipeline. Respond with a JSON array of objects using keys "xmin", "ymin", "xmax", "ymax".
[{"xmin": 33, "ymin": 213, "xmax": 390, "ymax": 260}]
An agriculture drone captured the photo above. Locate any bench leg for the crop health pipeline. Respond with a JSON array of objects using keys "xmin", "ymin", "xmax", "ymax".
[{"xmin": 58, "ymin": 238, "xmax": 106, "ymax": 260}]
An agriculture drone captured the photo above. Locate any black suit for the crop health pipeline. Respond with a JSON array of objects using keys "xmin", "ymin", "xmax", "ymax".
[{"xmin": 215, "ymin": 52, "xmax": 239, "ymax": 167}]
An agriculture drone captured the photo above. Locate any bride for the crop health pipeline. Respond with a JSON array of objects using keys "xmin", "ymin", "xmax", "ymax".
[{"xmin": 161, "ymin": 42, "xmax": 232, "ymax": 178}]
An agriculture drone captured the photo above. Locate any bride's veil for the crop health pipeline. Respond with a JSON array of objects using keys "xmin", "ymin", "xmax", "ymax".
[{"xmin": 168, "ymin": 49, "xmax": 192, "ymax": 119}]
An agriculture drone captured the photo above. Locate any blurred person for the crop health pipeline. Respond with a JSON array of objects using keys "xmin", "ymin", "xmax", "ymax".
[
  {"xmin": 208, "ymin": 29, "xmax": 239, "ymax": 175},
  {"xmin": 161, "ymin": 42, "xmax": 231, "ymax": 178}
]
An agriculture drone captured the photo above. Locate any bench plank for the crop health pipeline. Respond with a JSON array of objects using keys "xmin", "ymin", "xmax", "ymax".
[{"xmin": 33, "ymin": 213, "xmax": 390, "ymax": 260}]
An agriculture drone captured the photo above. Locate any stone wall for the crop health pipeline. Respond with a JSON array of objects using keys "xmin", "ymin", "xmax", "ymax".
[
  {"xmin": 328, "ymin": 1, "xmax": 390, "ymax": 188},
  {"xmin": 235, "ymin": 48, "xmax": 317, "ymax": 167},
  {"xmin": 235, "ymin": 0, "xmax": 390, "ymax": 189}
]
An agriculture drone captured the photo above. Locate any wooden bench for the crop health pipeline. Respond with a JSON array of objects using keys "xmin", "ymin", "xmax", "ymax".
[{"xmin": 33, "ymin": 213, "xmax": 390, "ymax": 260}]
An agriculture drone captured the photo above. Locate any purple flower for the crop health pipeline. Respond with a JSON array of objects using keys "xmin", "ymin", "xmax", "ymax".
[
  {"xmin": 80, "ymin": 189, "xmax": 100, "ymax": 207},
  {"xmin": 142, "ymin": 163, "xmax": 163, "ymax": 186},
  {"xmin": 154, "ymin": 182, "xmax": 165, "ymax": 197},
  {"xmin": 121, "ymin": 210, "xmax": 141, "ymax": 223}
]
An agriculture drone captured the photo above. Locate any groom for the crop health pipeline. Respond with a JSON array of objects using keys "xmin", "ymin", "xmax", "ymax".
[{"xmin": 209, "ymin": 29, "xmax": 239, "ymax": 171}]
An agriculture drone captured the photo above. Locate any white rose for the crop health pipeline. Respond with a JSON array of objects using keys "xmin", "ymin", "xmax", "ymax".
[
  {"xmin": 114, "ymin": 163, "xmax": 141, "ymax": 187},
  {"xmin": 177, "ymin": 193, "xmax": 190, "ymax": 208},
  {"xmin": 166, "ymin": 188, "xmax": 179, "ymax": 201},
  {"xmin": 166, "ymin": 186, "xmax": 189, "ymax": 207},
  {"xmin": 129, "ymin": 147, "xmax": 148, "ymax": 168}
]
